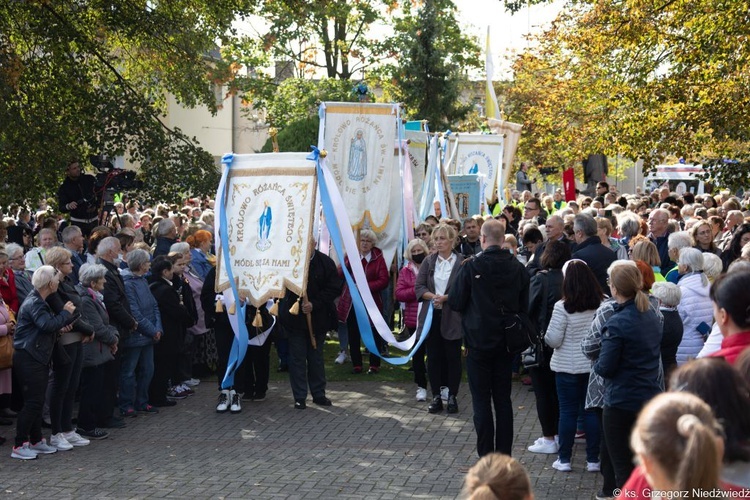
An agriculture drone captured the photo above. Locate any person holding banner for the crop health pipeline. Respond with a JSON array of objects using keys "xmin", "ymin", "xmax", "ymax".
[
  {"xmin": 449, "ymin": 219, "xmax": 530, "ymax": 457},
  {"xmin": 415, "ymin": 224, "xmax": 464, "ymax": 414},
  {"xmin": 337, "ymin": 230, "xmax": 389, "ymax": 374},
  {"xmin": 279, "ymin": 240, "xmax": 341, "ymax": 409}
]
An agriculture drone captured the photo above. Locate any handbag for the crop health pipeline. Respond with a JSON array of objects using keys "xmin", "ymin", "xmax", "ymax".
[
  {"xmin": 505, "ymin": 312, "xmax": 535, "ymax": 354},
  {"xmin": 521, "ymin": 271, "xmax": 550, "ymax": 369},
  {"xmin": 0, "ymin": 335, "xmax": 13, "ymax": 370}
]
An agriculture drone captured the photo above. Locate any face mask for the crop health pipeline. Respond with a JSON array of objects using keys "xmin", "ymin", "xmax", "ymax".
[{"xmin": 411, "ymin": 253, "xmax": 426, "ymax": 264}]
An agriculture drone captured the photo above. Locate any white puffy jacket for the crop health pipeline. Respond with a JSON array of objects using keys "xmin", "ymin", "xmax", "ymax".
[
  {"xmin": 545, "ymin": 301, "xmax": 598, "ymax": 374},
  {"xmin": 676, "ymin": 272, "xmax": 713, "ymax": 365}
]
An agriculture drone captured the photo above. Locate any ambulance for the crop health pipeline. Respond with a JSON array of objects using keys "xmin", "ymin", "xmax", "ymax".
[{"xmin": 643, "ymin": 164, "xmax": 706, "ymax": 195}]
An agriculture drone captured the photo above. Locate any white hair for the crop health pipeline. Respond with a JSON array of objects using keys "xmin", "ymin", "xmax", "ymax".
[
  {"xmin": 651, "ymin": 282, "xmax": 682, "ymax": 308},
  {"xmin": 169, "ymin": 242, "xmax": 190, "ymax": 255},
  {"xmin": 79, "ymin": 263, "xmax": 108, "ymax": 286},
  {"xmin": 31, "ymin": 265, "xmax": 57, "ymax": 290},
  {"xmin": 702, "ymin": 253, "xmax": 722, "ymax": 282},
  {"xmin": 667, "ymin": 231, "xmax": 692, "ymax": 251},
  {"xmin": 96, "ymin": 236, "xmax": 120, "ymax": 257}
]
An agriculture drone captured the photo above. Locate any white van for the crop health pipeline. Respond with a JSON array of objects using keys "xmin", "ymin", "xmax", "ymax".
[{"xmin": 643, "ymin": 164, "xmax": 705, "ymax": 195}]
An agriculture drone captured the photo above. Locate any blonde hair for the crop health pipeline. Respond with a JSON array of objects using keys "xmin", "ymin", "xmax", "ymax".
[
  {"xmin": 631, "ymin": 240, "xmax": 660, "ymax": 267},
  {"xmin": 431, "ymin": 223, "xmax": 457, "ymax": 244},
  {"xmin": 608, "ymin": 262, "xmax": 650, "ymax": 312},
  {"xmin": 404, "ymin": 238, "xmax": 429, "ymax": 261},
  {"xmin": 44, "ymin": 246, "xmax": 72, "ymax": 269},
  {"xmin": 463, "ymin": 453, "xmax": 532, "ymax": 500},
  {"xmin": 631, "ymin": 392, "xmax": 722, "ymax": 494}
]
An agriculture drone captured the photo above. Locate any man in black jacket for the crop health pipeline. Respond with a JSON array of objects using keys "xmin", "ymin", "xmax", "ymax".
[
  {"xmin": 58, "ymin": 160, "xmax": 99, "ymax": 236},
  {"xmin": 96, "ymin": 237, "xmax": 137, "ymax": 428},
  {"xmin": 279, "ymin": 242, "xmax": 342, "ymax": 410},
  {"xmin": 449, "ymin": 219, "xmax": 530, "ymax": 457},
  {"xmin": 572, "ymin": 213, "xmax": 617, "ymax": 295}
]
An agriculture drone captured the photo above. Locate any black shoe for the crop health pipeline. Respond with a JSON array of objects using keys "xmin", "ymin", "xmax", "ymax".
[
  {"xmin": 103, "ymin": 416, "xmax": 126, "ymax": 429},
  {"xmin": 277, "ymin": 363, "xmax": 289, "ymax": 373},
  {"xmin": 253, "ymin": 392, "xmax": 266, "ymax": 402},
  {"xmin": 242, "ymin": 392, "xmax": 254, "ymax": 401},
  {"xmin": 294, "ymin": 399, "xmax": 306, "ymax": 410},
  {"xmin": 0, "ymin": 417, "xmax": 12, "ymax": 426},
  {"xmin": 446, "ymin": 395, "xmax": 459, "ymax": 414},
  {"xmin": 42, "ymin": 419, "xmax": 51, "ymax": 429},
  {"xmin": 152, "ymin": 400, "xmax": 177, "ymax": 407},
  {"xmin": 428, "ymin": 395, "xmax": 443, "ymax": 413},
  {"xmin": 312, "ymin": 396, "xmax": 332, "ymax": 407},
  {"xmin": 0, "ymin": 408, "xmax": 17, "ymax": 418},
  {"xmin": 77, "ymin": 428, "xmax": 110, "ymax": 440}
]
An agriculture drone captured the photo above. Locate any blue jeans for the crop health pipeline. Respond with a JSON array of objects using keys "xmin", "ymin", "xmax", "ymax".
[
  {"xmin": 556, "ymin": 372, "xmax": 600, "ymax": 463},
  {"xmin": 119, "ymin": 344, "xmax": 154, "ymax": 411}
]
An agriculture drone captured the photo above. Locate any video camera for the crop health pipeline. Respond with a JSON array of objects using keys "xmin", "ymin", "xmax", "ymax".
[
  {"xmin": 89, "ymin": 155, "xmax": 144, "ymax": 193},
  {"xmin": 538, "ymin": 167, "xmax": 558, "ymax": 177}
]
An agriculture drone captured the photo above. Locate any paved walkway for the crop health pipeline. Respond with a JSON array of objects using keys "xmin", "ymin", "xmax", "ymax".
[{"xmin": 1, "ymin": 378, "xmax": 601, "ymax": 499}]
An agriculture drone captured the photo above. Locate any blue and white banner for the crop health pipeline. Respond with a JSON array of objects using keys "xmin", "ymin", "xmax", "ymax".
[
  {"xmin": 448, "ymin": 174, "xmax": 484, "ymax": 219},
  {"xmin": 487, "ymin": 118, "xmax": 523, "ymax": 202},
  {"xmin": 444, "ymin": 133, "xmax": 504, "ymax": 203}
]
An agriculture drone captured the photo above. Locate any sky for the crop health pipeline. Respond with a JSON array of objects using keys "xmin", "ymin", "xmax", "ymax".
[{"xmin": 453, "ymin": 0, "xmax": 566, "ymax": 77}]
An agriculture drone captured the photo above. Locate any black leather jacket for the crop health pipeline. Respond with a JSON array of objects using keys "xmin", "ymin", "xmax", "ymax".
[{"xmin": 13, "ymin": 290, "xmax": 73, "ymax": 365}]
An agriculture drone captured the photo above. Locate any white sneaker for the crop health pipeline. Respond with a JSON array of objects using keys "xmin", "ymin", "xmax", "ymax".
[
  {"xmin": 440, "ymin": 386, "xmax": 449, "ymax": 403},
  {"xmin": 552, "ymin": 459, "xmax": 572, "ymax": 472},
  {"xmin": 29, "ymin": 438, "xmax": 57, "ymax": 454},
  {"xmin": 334, "ymin": 350, "xmax": 347, "ymax": 365},
  {"xmin": 416, "ymin": 387, "xmax": 427, "ymax": 402},
  {"xmin": 528, "ymin": 438, "xmax": 559, "ymax": 454},
  {"xmin": 587, "ymin": 461, "xmax": 601, "ymax": 472},
  {"xmin": 216, "ymin": 390, "xmax": 230, "ymax": 413},
  {"xmin": 11, "ymin": 442, "xmax": 38, "ymax": 460},
  {"xmin": 229, "ymin": 390, "xmax": 241, "ymax": 414},
  {"xmin": 63, "ymin": 431, "xmax": 90, "ymax": 447},
  {"xmin": 50, "ymin": 433, "xmax": 74, "ymax": 451},
  {"xmin": 183, "ymin": 378, "xmax": 201, "ymax": 387}
]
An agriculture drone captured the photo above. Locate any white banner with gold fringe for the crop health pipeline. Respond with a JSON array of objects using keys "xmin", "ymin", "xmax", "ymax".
[{"xmin": 215, "ymin": 153, "xmax": 318, "ymax": 308}]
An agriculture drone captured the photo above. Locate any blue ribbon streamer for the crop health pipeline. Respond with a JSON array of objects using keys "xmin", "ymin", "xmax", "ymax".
[
  {"xmin": 217, "ymin": 153, "xmax": 249, "ymax": 389},
  {"xmin": 308, "ymin": 147, "xmax": 433, "ymax": 365}
]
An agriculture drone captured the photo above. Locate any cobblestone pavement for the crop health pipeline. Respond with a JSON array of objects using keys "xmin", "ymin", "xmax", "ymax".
[{"xmin": 1, "ymin": 378, "xmax": 601, "ymax": 499}]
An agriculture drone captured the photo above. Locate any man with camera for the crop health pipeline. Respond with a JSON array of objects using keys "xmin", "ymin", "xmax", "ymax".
[{"xmin": 58, "ymin": 159, "xmax": 99, "ymax": 237}]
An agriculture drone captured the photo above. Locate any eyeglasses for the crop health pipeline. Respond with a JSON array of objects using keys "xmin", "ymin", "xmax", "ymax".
[{"xmin": 524, "ymin": 206, "xmax": 539, "ymax": 211}]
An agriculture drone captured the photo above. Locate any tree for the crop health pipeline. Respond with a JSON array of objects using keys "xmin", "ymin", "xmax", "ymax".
[
  {"xmin": 379, "ymin": 0, "xmax": 481, "ymax": 130},
  {"xmin": 505, "ymin": 0, "xmax": 750, "ymax": 190},
  {"xmin": 0, "ymin": 1, "xmax": 254, "ymax": 205},
  {"xmin": 244, "ymin": 0, "xmax": 390, "ymax": 80}
]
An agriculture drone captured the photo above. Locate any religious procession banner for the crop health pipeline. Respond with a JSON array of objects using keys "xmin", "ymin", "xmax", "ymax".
[
  {"xmin": 215, "ymin": 153, "xmax": 318, "ymax": 308},
  {"xmin": 487, "ymin": 118, "xmax": 523, "ymax": 201},
  {"xmin": 448, "ymin": 174, "xmax": 484, "ymax": 219},
  {"xmin": 319, "ymin": 101, "xmax": 401, "ymax": 267},
  {"xmin": 213, "ymin": 153, "xmax": 317, "ymax": 389},
  {"xmin": 444, "ymin": 133, "xmax": 504, "ymax": 204}
]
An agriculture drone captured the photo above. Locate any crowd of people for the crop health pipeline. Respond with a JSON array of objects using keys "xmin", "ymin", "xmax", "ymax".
[{"xmin": 1, "ymin": 160, "xmax": 750, "ymax": 500}]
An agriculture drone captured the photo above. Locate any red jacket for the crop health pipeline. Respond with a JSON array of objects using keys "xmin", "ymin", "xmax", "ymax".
[
  {"xmin": 0, "ymin": 269, "xmax": 19, "ymax": 313},
  {"xmin": 395, "ymin": 264, "xmax": 419, "ymax": 329},
  {"xmin": 709, "ymin": 331, "xmax": 750, "ymax": 365},
  {"xmin": 337, "ymin": 247, "xmax": 389, "ymax": 322}
]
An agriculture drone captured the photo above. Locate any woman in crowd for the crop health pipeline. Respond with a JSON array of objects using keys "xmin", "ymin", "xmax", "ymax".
[
  {"xmin": 182, "ymin": 240, "xmax": 212, "ymax": 380},
  {"xmin": 720, "ymin": 223, "xmax": 750, "ymax": 271},
  {"xmin": 337, "ymin": 229, "xmax": 389, "ymax": 375},
  {"xmin": 85, "ymin": 227, "xmax": 113, "ymax": 265},
  {"xmin": 0, "ymin": 290, "xmax": 15, "ymax": 439},
  {"xmin": 149, "ymin": 255, "xmax": 194, "ymax": 404},
  {"xmin": 415, "ymin": 224, "xmax": 463, "ymax": 413},
  {"xmin": 415, "ymin": 223, "xmax": 433, "ymax": 247},
  {"xmin": 627, "ymin": 392, "xmax": 724, "ymax": 496},
  {"xmin": 75, "ymin": 263, "xmax": 118, "ymax": 440},
  {"xmin": 24, "ymin": 228, "xmax": 57, "ymax": 272},
  {"xmin": 6, "ymin": 244, "xmax": 33, "ymax": 306},
  {"xmin": 675, "ymin": 248, "xmax": 713, "ymax": 365},
  {"xmin": 395, "ymin": 238, "xmax": 430, "ymax": 402},
  {"xmin": 521, "ymin": 226, "xmax": 544, "ymax": 271},
  {"xmin": 11, "ymin": 266, "xmax": 76, "ymax": 459},
  {"xmin": 650, "ymin": 282, "xmax": 683, "ymax": 379},
  {"xmin": 120, "ymin": 249, "xmax": 161, "ymax": 413},
  {"xmin": 595, "ymin": 217, "xmax": 628, "ymax": 260},
  {"xmin": 526, "ymin": 240, "xmax": 569, "ymax": 455},
  {"xmin": 166, "ymin": 245, "xmax": 200, "ymax": 392},
  {"xmin": 115, "ymin": 231, "xmax": 135, "ymax": 270},
  {"xmin": 703, "ymin": 252, "xmax": 723, "ymax": 284},
  {"xmin": 463, "ymin": 453, "xmax": 534, "ymax": 500},
  {"xmin": 44, "ymin": 247, "xmax": 94, "ymax": 450},
  {"xmin": 594, "ymin": 262, "xmax": 662, "ymax": 489},
  {"xmin": 692, "ymin": 220, "xmax": 720, "ymax": 255},
  {"xmin": 544, "ymin": 260, "xmax": 603, "ymax": 472},
  {"xmin": 0, "ymin": 251, "xmax": 19, "ymax": 314},
  {"xmin": 630, "ymin": 240, "xmax": 665, "ymax": 283},
  {"xmin": 6, "ymin": 226, "xmax": 33, "ymax": 254},
  {"xmin": 707, "ymin": 269, "xmax": 750, "ymax": 365},
  {"xmin": 186, "ymin": 229, "xmax": 214, "ymax": 280}
]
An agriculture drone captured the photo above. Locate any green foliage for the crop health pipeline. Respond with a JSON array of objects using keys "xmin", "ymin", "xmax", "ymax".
[
  {"xmin": 256, "ymin": 78, "xmax": 359, "ymax": 127},
  {"xmin": 506, "ymin": 0, "xmax": 750, "ymax": 190},
  {"xmin": 260, "ymin": 117, "xmax": 320, "ymax": 153},
  {"xmin": 0, "ymin": 1, "xmax": 251, "ymax": 205}
]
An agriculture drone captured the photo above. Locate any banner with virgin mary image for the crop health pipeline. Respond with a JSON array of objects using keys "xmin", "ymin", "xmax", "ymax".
[
  {"xmin": 215, "ymin": 153, "xmax": 318, "ymax": 308},
  {"xmin": 444, "ymin": 133, "xmax": 504, "ymax": 203},
  {"xmin": 320, "ymin": 102, "xmax": 401, "ymax": 265}
]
